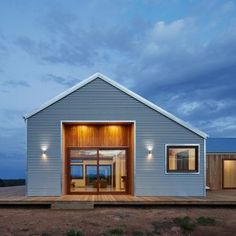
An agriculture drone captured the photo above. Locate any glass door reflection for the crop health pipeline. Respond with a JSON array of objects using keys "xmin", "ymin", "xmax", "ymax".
[
  {"xmin": 70, "ymin": 149, "xmax": 97, "ymax": 193},
  {"xmin": 69, "ymin": 148, "xmax": 127, "ymax": 193},
  {"xmin": 99, "ymin": 150, "xmax": 126, "ymax": 192}
]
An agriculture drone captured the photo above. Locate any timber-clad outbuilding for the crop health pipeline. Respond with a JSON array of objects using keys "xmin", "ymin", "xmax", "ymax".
[
  {"xmin": 207, "ymin": 138, "xmax": 236, "ymax": 190},
  {"xmin": 24, "ymin": 73, "xmax": 208, "ymax": 197}
]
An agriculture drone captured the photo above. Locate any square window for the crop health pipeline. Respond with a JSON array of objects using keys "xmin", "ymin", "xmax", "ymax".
[{"xmin": 166, "ymin": 145, "xmax": 199, "ymax": 173}]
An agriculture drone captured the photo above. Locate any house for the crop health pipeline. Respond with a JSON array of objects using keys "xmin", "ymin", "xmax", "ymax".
[
  {"xmin": 207, "ymin": 138, "xmax": 236, "ymax": 190},
  {"xmin": 24, "ymin": 73, "xmax": 208, "ymax": 197}
]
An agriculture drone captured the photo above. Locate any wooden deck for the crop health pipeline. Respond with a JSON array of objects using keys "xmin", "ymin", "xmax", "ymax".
[{"xmin": 0, "ymin": 186, "xmax": 236, "ymax": 207}]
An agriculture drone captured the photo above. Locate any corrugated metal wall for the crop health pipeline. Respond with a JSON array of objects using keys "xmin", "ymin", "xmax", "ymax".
[{"xmin": 27, "ymin": 78, "xmax": 205, "ymax": 196}]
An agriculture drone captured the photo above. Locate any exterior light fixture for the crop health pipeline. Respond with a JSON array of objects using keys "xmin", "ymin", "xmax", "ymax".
[
  {"xmin": 146, "ymin": 144, "xmax": 154, "ymax": 159},
  {"xmin": 41, "ymin": 146, "xmax": 48, "ymax": 159},
  {"xmin": 147, "ymin": 147, "xmax": 153, "ymax": 160}
]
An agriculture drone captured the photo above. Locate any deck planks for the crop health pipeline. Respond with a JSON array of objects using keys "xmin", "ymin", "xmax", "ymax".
[{"xmin": 0, "ymin": 186, "xmax": 236, "ymax": 206}]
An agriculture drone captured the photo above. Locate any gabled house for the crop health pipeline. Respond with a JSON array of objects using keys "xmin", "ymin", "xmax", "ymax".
[{"xmin": 24, "ymin": 73, "xmax": 208, "ymax": 197}]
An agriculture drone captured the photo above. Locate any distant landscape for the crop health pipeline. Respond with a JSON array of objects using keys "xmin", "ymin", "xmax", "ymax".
[{"xmin": 0, "ymin": 179, "xmax": 25, "ymax": 187}]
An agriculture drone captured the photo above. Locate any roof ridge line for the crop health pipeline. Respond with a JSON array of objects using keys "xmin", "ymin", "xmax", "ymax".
[{"xmin": 24, "ymin": 72, "xmax": 208, "ymax": 138}]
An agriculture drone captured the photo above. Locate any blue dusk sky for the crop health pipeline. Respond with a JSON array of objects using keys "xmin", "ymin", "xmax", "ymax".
[{"xmin": 0, "ymin": 0, "xmax": 236, "ymax": 178}]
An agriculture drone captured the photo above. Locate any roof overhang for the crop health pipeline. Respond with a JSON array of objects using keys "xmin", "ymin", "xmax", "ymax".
[{"xmin": 24, "ymin": 72, "xmax": 208, "ymax": 139}]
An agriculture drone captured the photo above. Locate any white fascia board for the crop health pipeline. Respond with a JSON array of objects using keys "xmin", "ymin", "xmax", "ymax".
[{"xmin": 24, "ymin": 72, "xmax": 208, "ymax": 139}]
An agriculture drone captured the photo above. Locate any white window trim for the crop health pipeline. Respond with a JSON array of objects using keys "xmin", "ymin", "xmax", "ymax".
[{"xmin": 165, "ymin": 144, "xmax": 200, "ymax": 175}]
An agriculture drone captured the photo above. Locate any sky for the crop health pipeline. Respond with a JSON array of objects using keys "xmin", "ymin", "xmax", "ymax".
[{"xmin": 0, "ymin": 0, "xmax": 236, "ymax": 178}]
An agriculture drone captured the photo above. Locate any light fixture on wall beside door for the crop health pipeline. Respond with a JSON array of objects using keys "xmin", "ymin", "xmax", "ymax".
[
  {"xmin": 41, "ymin": 146, "xmax": 48, "ymax": 160},
  {"xmin": 147, "ymin": 146, "xmax": 153, "ymax": 160}
]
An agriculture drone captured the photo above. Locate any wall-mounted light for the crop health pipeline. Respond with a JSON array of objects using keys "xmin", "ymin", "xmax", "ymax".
[
  {"xmin": 41, "ymin": 146, "xmax": 48, "ymax": 159},
  {"xmin": 147, "ymin": 146, "xmax": 153, "ymax": 160},
  {"xmin": 145, "ymin": 143, "xmax": 154, "ymax": 160}
]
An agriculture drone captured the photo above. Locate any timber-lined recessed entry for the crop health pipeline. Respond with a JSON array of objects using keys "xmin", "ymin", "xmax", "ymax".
[{"xmin": 62, "ymin": 122, "xmax": 134, "ymax": 195}]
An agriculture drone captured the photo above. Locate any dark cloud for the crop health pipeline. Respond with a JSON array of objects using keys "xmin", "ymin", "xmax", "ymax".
[
  {"xmin": 15, "ymin": 37, "xmax": 38, "ymax": 54},
  {"xmin": 2, "ymin": 80, "xmax": 30, "ymax": 88},
  {"xmin": 9, "ymin": 2, "xmax": 236, "ymax": 138},
  {"xmin": 0, "ymin": 33, "xmax": 8, "ymax": 52},
  {"xmin": 1, "ymin": 1, "xmax": 236, "ymax": 178},
  {"xmin": 15, "ymin": 36, "xmax": 51, "ymax": 60},
  {"xmin": 44, "ymin": 74, "xmax": 79, "ymax": 87},
  {"xmin": 0, "ymin": 152, "xmax": 26, "ymax": 178},
  {"xmin": 15, "ymin": 7, "xmax": 145, "ymax": 67}
]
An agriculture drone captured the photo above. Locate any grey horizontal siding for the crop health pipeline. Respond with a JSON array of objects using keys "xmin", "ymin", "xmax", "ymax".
[{"xmin": 27, "ymin": 78, "xmax": 205, "ymax": 196}]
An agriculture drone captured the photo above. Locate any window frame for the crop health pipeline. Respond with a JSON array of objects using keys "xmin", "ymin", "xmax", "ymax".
[{"xmin": 165, "ymin": 144, "xmax": 200, "ymax": 174}]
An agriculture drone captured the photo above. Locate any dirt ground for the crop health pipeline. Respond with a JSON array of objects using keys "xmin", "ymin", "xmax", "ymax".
[{"xmin": 0, "ymin": 206, "xmax": 235, "ymax": 236}]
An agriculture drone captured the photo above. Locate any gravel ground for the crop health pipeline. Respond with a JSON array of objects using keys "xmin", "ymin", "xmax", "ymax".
[{"xmin": 0, "ymin": 206, "xmax": 236, "ymax": 236}]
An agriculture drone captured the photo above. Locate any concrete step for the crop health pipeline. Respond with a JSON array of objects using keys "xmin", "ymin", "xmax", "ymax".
[{"xmin": 51, "ymin": 201, "xmax": 94, "ymax": 210}]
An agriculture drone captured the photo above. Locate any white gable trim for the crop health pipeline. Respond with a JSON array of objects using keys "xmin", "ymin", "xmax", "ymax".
[{"xmin": 24, "ymin": 72, "xmax": 208, "ymax": 138}]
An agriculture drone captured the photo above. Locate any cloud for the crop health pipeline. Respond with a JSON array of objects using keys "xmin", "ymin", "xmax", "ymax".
[
  {"xmin": 0, "ymin": 110, "xmax": 26, "ymax": 178},
  {"xmin": 9, "ymin": 2, "xmax": 236, "ymax": 138},
  {"xmin": 149, "ymin": 19, "xmax": 186, "ymax": 43},
  {"xmin": 0, "ymin": 152, "xmax": 26, "ymax": 178},
  {"xmin": 44, "ymin": 74, "xmax": 79, "ymax": 87},
  {"xmin": 14, "ymin": 6, "xmax": 144, "ymax": 67},
  {"xmin": 0, "ymin": 33, "xmax": 8, "ymax": 52},
  {"xmin": 197, "ymin": 116, "xmax": 236, "ymax": 137},
  {"xmin": 177, "ymin": 101, "xmax": 201, "ymax": 116},
  {"xmin": 0, "ymin": 109, "xmax": 26, "ymax": 129},
  {"xmin": 219, "ymin": 1, "xmax": 235, "ymax": 14},
  {"xmin": 1, "ymin": 80, "xmax": 30, "ymax": 88}
]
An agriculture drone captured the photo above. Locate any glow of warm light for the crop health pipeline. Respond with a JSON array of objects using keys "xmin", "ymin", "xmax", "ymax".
[
  {"xmin": 80, "ymin": 125, "xmax": 88, "ymax": 130},
  {"xmin": 41, "ymin": 153, "xmax": 47, "ymax": 160},
  {"xmin": 41, "ymin": 146, "xmax": 48, "ymax": 159},
  {"xmin": 147, "ymin": 153, "xmax": 152, "ymax": 160},
  {"xmin": 147, "ymin": 145, "xmax": 153, "ymax": 160},
  {"xmin": 108, "ymin": 125, "xmax": 119, "ymax": 131}
]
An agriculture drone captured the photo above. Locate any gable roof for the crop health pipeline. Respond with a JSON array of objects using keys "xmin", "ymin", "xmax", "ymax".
[{"xmin": 24, "ymin": 72, "xmax": 208, "ymax": 138}]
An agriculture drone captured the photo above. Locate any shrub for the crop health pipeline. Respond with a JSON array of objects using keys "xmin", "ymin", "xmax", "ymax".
[
  {"xmin": 67, "ymin": 229, "xmax": 84, "ymax": 236},
  {"xmin": 109, "ymin": 228, "xmax": 124, "ymax": 235},
  {"xmin": 197, "ymin": 216, "xmax": 216, "ymax": 226},
  {"xmin": 132, "ymin": 231, "xmax": 145, "ymax": 236},
  {"xmin": 174, "ymin": 216, "xmax": 196, "ymax": 231},
  {"xmin": 152, "ymin": 220, "xmax": 174, "ymax": 234}
]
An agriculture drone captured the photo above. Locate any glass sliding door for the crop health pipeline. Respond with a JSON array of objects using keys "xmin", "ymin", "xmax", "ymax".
[
  {"xmin": 69, "ymin": 148, "xmax": 127, "ymax": 193},
  {"xmin": 86, "ymin": 165, "xmax": 98, "ymax": 186},
  {"xmin": 69, "ymin": 149, "xmax": 97, "ymax": 193},
  {"xmin": 99, "ymin": 150, "xmax": 127, "ymax": 192}
]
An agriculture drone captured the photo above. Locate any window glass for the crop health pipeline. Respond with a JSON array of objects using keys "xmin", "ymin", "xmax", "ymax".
[
  {"xmin": 70, "ymin": 149, "xmax": 97, "ymax": 159},
  {"xmin": 70, "ymin": 165, "xmax": 83, "ymax": 179},
  {"xmin": 167, "ymin": 146, "xmax": 198, "ymax": 172}
]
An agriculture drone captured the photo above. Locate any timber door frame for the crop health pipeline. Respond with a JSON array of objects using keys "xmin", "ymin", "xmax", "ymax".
[
  {"xmin": 222, "ymin": 158, "xmax": 236, "ymax": 189},
  {"xmin": 61, "ymin": 120, "xmax": 136, "ymax": 195},
  {"xmin": 67, "ymin": 147, "xmax": 129, "ymax": 195}
]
